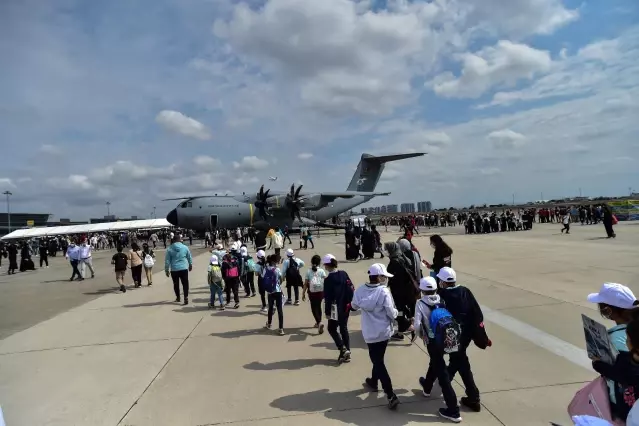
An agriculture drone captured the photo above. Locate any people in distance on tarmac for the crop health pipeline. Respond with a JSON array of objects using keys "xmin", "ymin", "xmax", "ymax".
[
  {"xmin": 207, "ymin": 255, "xmax": 225, "ymax": 310},
  {"xmin": 302, "ymin": 255, "xmax": 327, "ymax": 335},
  {"xmin": 254, "ymin": 250, "xmax": 268, "ymax": 312},
  {"xmin": 111, "ymin": 245, "xmax": 129, "ymax": 293},
  {"xmin": 281, "ymin": 248, "xmax": 305, "ymax": 305},
  {"xmin": 414, "ymin": 277, "xmax": 462, "ymax": 423},
  {"xmin": 262, "ymin": 254, "xmax": 285, "ymax": 336},
  {"xmin": 240, "ymin": 246, "xmax": 257, "ymax": 298},
  {"xmin": 78, "ymin": 238, "xmax": 95, "ymax": 279},
  {"xmin": 561, "ymin": 213, "xmax": 571, "ymax": 234},
  {"xmin": 128, "ymin": 242, "xmax": 144, "ymax": 288},
  {"xmin": 165, "ymin": 234, "xmax": 193, "ymax": 305},
  {"xmin": 322, "ymin": 254, "xmax": 355, "ymax": 364},
  {"xmin": 351, "ymin": 263, "xmax": 400, "ymax": 411},
  {"xmin": 141, "ymin": 242, "xmax": 155, "ymax": 286},
  {"xmin": 422, "ymin": 235, "xmax": 452, "ymax": 280},
  {"xmin": 6, "ymin": 242, "xmax": 18, "ymax": 275},
  {"xmin": 591, "ymin": 308, "xmax": 639, "ymax": 423},
  {"xmin": 587, "ymin": 283, "xmax": 639, "ymax": 418},
  {"xmin": 437, "ymin": 267, "xmax": 483, "ymax": 413},
  {"xmin": 384, "ymin": 241, "xmax": 417, "ymax": 341}
]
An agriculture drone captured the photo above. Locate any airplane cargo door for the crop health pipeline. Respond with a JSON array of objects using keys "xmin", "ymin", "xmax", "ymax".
[{"xmin": 210, "ymin": 215, "xmax": 218, "ymax": 229}]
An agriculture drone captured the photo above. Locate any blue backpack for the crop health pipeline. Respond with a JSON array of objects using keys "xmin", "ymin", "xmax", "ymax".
[
  {"xmin": 428, "ymin": 304, "xmax": 461, "ymax": 354},
  {"xmin": 262, "ymin": 266, "xmax": 279, "ymax": 293}
]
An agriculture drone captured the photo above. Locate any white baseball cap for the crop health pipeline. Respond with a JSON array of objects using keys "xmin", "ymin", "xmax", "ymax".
[
  {"xmin": 437, "ymin": 267, "xmax": 457, "ymax": 283},
  {"xmin": 210, "ymin": 255, "xmax": 219, "ymax": 265},
  {"xmin": 419, "ymin": 277, "xmax": 438, "ymax": 291},
  {"xmin": 230, "ymin": 243, "xmax": 239, "ymax": 251},
  {"xmin": 256, "ymin": 250, "xmax": 266, "ymax": 259},
  {"xmin": 368, "ymin": 263, "xmax": 393, "ymax": 277},
  {"xmin": 322, "ymin": 254, "xmax": 336, "ymax": 265},
  {"xmin": 286, "ymin": 248, "xmax": 294, "ymax": 257},
  {"xmin": 587, "ymin": 283, "xmax": 637, "ymax": 309},
  {"xmin": 240, "ymin": 247, "xmax": 248, "ymax": 256}
]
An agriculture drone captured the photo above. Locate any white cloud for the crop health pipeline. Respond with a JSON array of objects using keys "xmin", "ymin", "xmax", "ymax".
[
  {"xmin": 578, "ymin": 39, "xmax": 620, "ymax": 62},
  {"xmin": 479, "ymin": 167, "xmax": 502, "ymax": 176},
  {"xmin": 90, "ymin": 161, "xmax": 178, "ymax": 186},
  {"xmin": 0, "ymin": 178, "xmax": 16, "ymax": 189},
  {"xmin": 47, "ymin": 174, "xmax": 94, "ymax": 190},
  {"xmin": 193, "ymin": 155, "xmax": 220, "ymax": 168},
  {"xmin": 40, "ymin": 144, "xmax": 61, "ymax": 155},
  {"xmin": 487, "ymin": 129, "xmax": 526, "ymax": 149},
  {"xmin": 232, "ymin": 156, "xmax": 269, "ymax": 171},
  {"xmin": 155, "ymin": 110, "xmax": 211, "ymax": 140},
  {"xmin": 234, "ymin": 174, "xmax": 260, "ymax": 186},
  {"xmin": 430, "ymin": 41, "xmax": 552, "ymax": 98},
  {"xmin": 297, "ymin": 153, "xmax": 313, "ymax": 160}
]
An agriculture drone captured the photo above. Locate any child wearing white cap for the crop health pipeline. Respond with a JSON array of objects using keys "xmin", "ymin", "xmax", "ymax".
[
  {"xmin": 414, "ymin": 276, "xmax": 461, "ymax": 423},
  {"xmin": 254, "ymin": 250, "xmax": 268, "ymax": 312},
  {"xmin": 323, "ymin": 254, "xmax": 355, "ymax": 364},
  {"xmin": 207, "ymin": 255, "xmax": 225, "ymax": 310},
  {"xmin": 281, "ymin": 248, "xmax": 305, "ymax": 305},
  {"xmin": 351, "ymin": 263, "xmax": 400, "ymax": 410},
  {"xmin": 587, "ymin": 282, "xmax": 639, "ymax": 410}
]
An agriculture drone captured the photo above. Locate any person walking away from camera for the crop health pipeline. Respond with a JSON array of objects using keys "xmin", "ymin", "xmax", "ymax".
[
  {"xmin": 165, "ymin": 234, "xmax": 193, "ymax": 305},
  {"xmin": 142, "ymin": 242, "xmax": 155, "ymax": 286},
  {"xmin": 128, "ymin": 242, "xmax": 144, "ymax": 288},
  {"xmin": 39, "ymin": 240, "xmax": 49, "ymax": 268},
  {"xmin": 282, "ymin": 248, "xmax": 305, "ymax": 305},
  {"xmin": 371, "ymin": 225, "xmax": 384, "ymax": 259},
  {"xmin": 384, "ymin": 241, "xmax": 417, "ymax": 340},
  {"xmin": 283, "ymin": 225, "xmax": 292, "ymax": 245},
  {"xmin": 323, "ymin": 254, "xmax": 355, "ymax": 364},
  {"xmin": 602, "ymin": 204, "xmax": 617, "ymax": 238},
  {"xmin": 267, "ymin": 227, "xmax": 284, "ymax": 262},
  {"xmin": 437, "ymin": 267, "xmax": 482, "ymax": 413},
  {"xmin": 111, "ymin": 246, "xmax": 128, "ymax": 293},
  {"xmin": 351, "ymin": 263, "xmax": 400, "ymax": 411},
  {"xmin": 207, "ymin": 255, "xmax": 225, "ymax": 310},
  {"xmin": 414, "ymin": 276, "xmax": 462, "ymax": 423},
  {"xmin": 305, "ymin": 227, "xmax": 315, "ymax": 249},
  {"xmin": 66, "ymin": 242, "xmax": 83, "ymax": 281},
  {"xmin": 591, "ymin": 309, "xmax": 639, "ymax": 423},
  {"xmin": 221, "ymin": 252, "xmax": 241, "ymax": 309},
  {"xmin": 303, "ymin": 254, "xmax": 327, "ymax": 334},
  {"xmin": 422, "ymin": 235, "xmax": 452, "ymax": 281},
  {"xmin": 254, "ymin": 250, "xmax": 268, "ymax": 312},
  {"xmin": 587, "ymin": 282, "xmax": 639, "ymax": 415},
  {"xmin": 262, "ymin": 254, "xmax": 285, "ymax": 335},
  {"xmin": 240, "ymin": 246, "xmax": 257, "ymax": 298}
]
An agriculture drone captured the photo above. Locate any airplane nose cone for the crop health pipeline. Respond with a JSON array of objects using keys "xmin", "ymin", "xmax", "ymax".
[{"xmin": 166, "ymin": 209, "xmax": 178, "ymax": 227}]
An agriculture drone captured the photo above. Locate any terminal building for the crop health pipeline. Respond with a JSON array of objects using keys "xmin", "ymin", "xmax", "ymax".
[{"xmin": 0, "ymin": 213, "xmax": 50, "ymax": 236}]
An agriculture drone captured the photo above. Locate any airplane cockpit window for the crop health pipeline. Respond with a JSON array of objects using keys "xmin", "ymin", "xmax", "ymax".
[{"xmin": 180, "ymin": 201, "xmax": 193, "ymax": 208}]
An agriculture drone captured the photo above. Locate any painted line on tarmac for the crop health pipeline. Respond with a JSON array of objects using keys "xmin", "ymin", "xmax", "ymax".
[{"xmin": 481, "ymin": 305, "xmax": 592, "ymax": 371}]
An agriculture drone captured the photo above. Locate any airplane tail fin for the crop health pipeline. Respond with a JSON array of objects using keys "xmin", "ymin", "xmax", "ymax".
[{"xmin": 346, "ymin": 152, "xmax": 425, "ymax": 192}]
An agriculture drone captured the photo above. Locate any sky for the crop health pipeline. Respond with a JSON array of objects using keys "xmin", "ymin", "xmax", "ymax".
[{"xmin": 1, "ymin": 0, "xmax": 638, "ymax": 221}]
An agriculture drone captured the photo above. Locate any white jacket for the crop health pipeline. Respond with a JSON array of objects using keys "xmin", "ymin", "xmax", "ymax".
[
  {"xmin": 351, "ymin": 283, "xmax": 398, "ymax": 344},
  {"xmin": 413, "ymin": 294, "xmax": 441, "ymax": 344}
]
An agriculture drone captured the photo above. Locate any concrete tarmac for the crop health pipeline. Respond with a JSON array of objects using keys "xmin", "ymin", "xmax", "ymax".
[{"xmin": 0, "ymin": 223, "xmax": 637, "ymax": 425}]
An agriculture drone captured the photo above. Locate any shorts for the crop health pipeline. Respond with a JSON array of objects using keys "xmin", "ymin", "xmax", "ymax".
[{"xmin": 115, "ymin": 270, "xmax": 125, "ymax": 281}]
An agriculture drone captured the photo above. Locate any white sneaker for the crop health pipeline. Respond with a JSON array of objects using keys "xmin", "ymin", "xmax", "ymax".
[{"xmin": 260, "ymin": 307, "xmax": 268, "ymax": 313}]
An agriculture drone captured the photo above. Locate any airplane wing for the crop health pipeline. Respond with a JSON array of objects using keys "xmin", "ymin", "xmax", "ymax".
[{"xmin": 311, "ymin": 191, "xmax": 390, "ymax": 202}]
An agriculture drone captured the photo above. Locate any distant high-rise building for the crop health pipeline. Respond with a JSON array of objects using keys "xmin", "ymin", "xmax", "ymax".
[
  {"xmin": 417, "ymin": 201, "xmax": 432, "ymax": 212},
  {"xmin": 401, "ymin": 203, "xmax": 416, "ymax": 213},
  {"xmin": 386, "ymin": 204, "xmax": 399, "ymax": 213}
]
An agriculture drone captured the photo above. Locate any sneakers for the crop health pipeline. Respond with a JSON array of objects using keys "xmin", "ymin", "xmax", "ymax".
[
  {"xmin": 294, "ymin": 300, "xmax": 300, "ymax": 306},
  {"xmin": 175, "ymin": 297, "xmax": 181, "ymax": 303},
  {"xmin": 219, "ymin": 305, "xmax": 226, "ymax": 311},
  {"xmin": 233, "ymin": 303, "xmax": 240, "ymax": 309},
  {"xmin": 285, "ymin": 299, "xmax": 292, "ymax": 305},
  {"xmin": 183, "ymin": 298, "xmax": 188, "ymax": 305},
  {"xmin": 264, "ymin": 322, "xmax": 272, "ymax": 330},
  {"xmin": 338, "ymin": 349, "xmax": 351, "ymax": 364},
  {"xmin": 343, "ymin": 350, "xmax": 351, "ymax": 362},
  {"xmin": 260, "ymin": 307, "xmax": 267, "ymax": 313},
  {"xmin": 208, "ymin": 302, "xmax": 214, "ymax": 309},
  {"xmin": 279, "ymin": 329, "xmax": 285, "ymax": 336},
  {"xmin": 391, "ymin": 333, "xmax": 405, "ymax": 341},
  {"xmin": 313, "ymin": 323, "xmax": 319, "ymax": 328},
  {"xmin": 364, "ymin": 378, "xmax": 379, "ymax": 392},
  {"xmin": 387, "ymin": 394, "xmax": 400, "ymax": 410},
  {"xmin": 419, "ymin": 377, "xmax": 431, "ymax": 397},
  {"xmin": 250, "ymin": 293, "xmax": 257, "ymax": 297},
  {"xmin": 120, "ymin": 285, "xmax": 126, "ymax": 293},
  {"xmin": 438, "ymin": 408, "xmax": 462, "ymax": 423},
  {"xmin": 461, "ymin": 397, "xmax": 481, "ymax": 412},
  {"xmin": 318, "ymin": 323, "xmax": 325, "ymax": 335}
]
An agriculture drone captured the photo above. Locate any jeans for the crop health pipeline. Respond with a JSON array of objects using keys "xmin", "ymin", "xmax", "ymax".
[
  {"xmin": 422, "ymin": 342, "xmax": 459, "ymax": 411},
  {"xmin": 225, "ymin": 278, "xmax": 240, "ymax": 304},
  {"xmin": 80, "ymin": 257, "xmax": 95, "ymax": 277},
  {"xmin": 267, "ymin": 292, "xmax": 284, "ymax": 329},
  {"xmin": 209, "ymin": 283, "xmax": 224, "ymax": 305},
  {"xmin": 328, "ymin": 314, "xmax": 350, "ymax": 351},
  {"xmin": 447, "ymin": 337, "xmax": 480, "ymax": 401},
  {"xmin": 367, "ymin": 340, "xmax": 394, "ymax": 398},
  {"xmin": 171, "ymin": 269, "xmax": 190, "ymax": 299},
  {"xmin": 242, "ymin": 272, "xmax": 255, "ymax": 295},
  {"xmin": 310, "ymin": 296, "xmax": 322, "ymax": 324},
  {"xmin": 286, "ymin": 283, "xmax": 300, "ymax": 302}
]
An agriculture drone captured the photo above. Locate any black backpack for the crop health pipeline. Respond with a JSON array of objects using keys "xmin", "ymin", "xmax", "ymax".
[{"xmin": 286, "ymin": 258, "xmax": 302, "ymax": 286}]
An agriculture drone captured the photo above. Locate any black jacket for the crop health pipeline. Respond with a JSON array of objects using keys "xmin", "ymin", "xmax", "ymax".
[
  {"xmin": 432, "ymin": 247, "xmax": 452, "ymax": 274},
  {"xmin": 323, "ymin": 270, "xmax": 353, "ymax": 321},
  {"xmin": 386, "ymin": 257, "xmax": 417, "ymax": 307},
  {"xmin": 593, "ymin": 351, "xmax": 639, "ymax": 420},
  {"xmin": 440, "ymin": 286, "xmax": 483, "ymax": 340}
]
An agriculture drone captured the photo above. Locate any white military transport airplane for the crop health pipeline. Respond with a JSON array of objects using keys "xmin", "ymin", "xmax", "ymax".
[{"xmin": 164, "ymin": 152, "xmax": 425, "ymax": 231}]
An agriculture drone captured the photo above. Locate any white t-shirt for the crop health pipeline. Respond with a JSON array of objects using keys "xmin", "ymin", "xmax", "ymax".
[
  {"xmin": 628, "ymin": 401, "xmax": 639, "ymax": 426},
  {"xmin": 305, "ymin": 268, "xmax": 327, "ymax": 293}
]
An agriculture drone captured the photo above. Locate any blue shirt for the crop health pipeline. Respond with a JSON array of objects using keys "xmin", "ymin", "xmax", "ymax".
[
  {"xmin": 281, "ymin": 257, "xmax": 305, "ymax": 282},
  {"xmin": 165, "ymin": 242, "xmax": 193, "ymax": 272}
]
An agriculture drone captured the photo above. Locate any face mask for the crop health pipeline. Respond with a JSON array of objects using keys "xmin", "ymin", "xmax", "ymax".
[{"xmin": 378, "ymin": 277, "xmax": 388, "ymax": 285}]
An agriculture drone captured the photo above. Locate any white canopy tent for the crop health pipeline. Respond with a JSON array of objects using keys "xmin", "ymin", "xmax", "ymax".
[{"xmin": 0, "ymin": 219, "xmax": 172, "ymax": 240}]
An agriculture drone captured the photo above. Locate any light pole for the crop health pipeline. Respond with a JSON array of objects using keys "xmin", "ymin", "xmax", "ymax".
[
  {"xmin": 3, "ymin": 191, "xmax": 12, "ymax": 234},
  {"xmin": 106, "ymin": 201, "xmax": 111, "ymax": 217},
  {"xmin": 153, "ymin": 206, "xmax": 156, "ymax": 219},
  {"xmin": 512, "ymin": 193, "xmax": 515, "ymax": 206}
]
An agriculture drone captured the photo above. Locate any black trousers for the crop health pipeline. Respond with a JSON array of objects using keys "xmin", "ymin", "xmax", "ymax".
[
  {"xmin": 310, "ymin": 296, "xmax": 322, "ymax": 323},
  {"xmin": 286, "ymin": 283, "xmax": 300, "ymax": 302},
  {"xmin": 40, "ymin": 254, "xmax": 48, "ymax": 267},
  {"xmin": 257, "ymin": 277, "xmax": 266, "ymax": 308},
  {"xmin": 131, "ymin": 264, "xmax": 143, "ymax": 284},
  {"xmin": 367, "ymin": 340, "xmax": 394, "ymax": 398},
  {"xmin": 224, "ymin": 278, "xmax": 240, "ymax": 304},
  {"xmin": 242, "ymin": 272, "xmax": 255, "ymax": 295},
  {"xmin": 447, "ymin": 337, "xmax": 480, "ymax": 401},
  {"xmin": 70, "ymin": 260, "xmax": 82, "ymax": 279},
  {"xmin": 170, "ymin": 269, "xmax": 189, "ymax": 299},
  {"xmin": 422, "ymin": 342, "xmax": 459, "ymax": 410},
  {"xmin": 604, "ymin": 221, "xmax": 615, "ymax": 237},
  {"xmin": 267, "ymin": 292, "xmax": 284, "ymax": 329},
  {"xmin": 328, "ymin": 314, "xmax": 350, "ymax": 351}
]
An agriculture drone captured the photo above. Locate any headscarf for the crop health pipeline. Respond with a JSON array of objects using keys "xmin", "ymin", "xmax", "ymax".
[
  {"xmin": 384, "ymin": 241, "xmax": 410, "ymax": 266},
  {"xmin": 399, "ymin": 238, "xmax": 421, "ymax": 280}
]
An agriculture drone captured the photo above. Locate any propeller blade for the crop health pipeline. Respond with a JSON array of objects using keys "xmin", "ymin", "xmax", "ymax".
[
  {"xmin": 290, "ymin": 184, "xmax": 295, "ymax": 198},
  {"xmin": 264, "ymin": 189, "xmax": 270, "ymax": 199},
  {"xmin": 295, "ymin": 184, "xmax": 303, "ymax": 198},
  {"xmin": 259, "ymin": 185, "xmax": 264, "ymax": 199}
]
